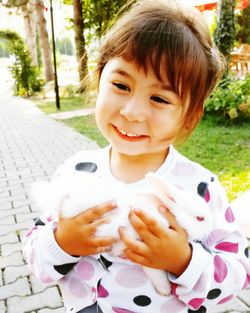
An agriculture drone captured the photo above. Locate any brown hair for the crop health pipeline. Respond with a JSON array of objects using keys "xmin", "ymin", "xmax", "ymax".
[{"xmin": 95, "ymin": 0, "xmax": 225, "ymax": 140}]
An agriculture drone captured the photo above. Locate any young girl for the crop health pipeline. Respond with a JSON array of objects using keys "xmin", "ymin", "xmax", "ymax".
[{"xmin": 22, "ymin": 1, "xmax": 250, "ymax": 312}]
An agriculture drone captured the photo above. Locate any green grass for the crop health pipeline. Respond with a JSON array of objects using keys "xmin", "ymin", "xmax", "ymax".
[
  {"xmin": 35, "ymin": 96, "xmax": 249, "ymax": 201},
  {"xmin": 34, "ymin": 96, "xmax": 92, "ymax": 114},
  {"xmin": 178, "ymin": 116, "xmax": 250, "ymax": 201},
  {"xmin": 62, "ymin": 114, "xmax": 250, "ymax": 201},
  {"xmin": 62, "ymin": 115, "xmax": 108, "ymax": 147}
]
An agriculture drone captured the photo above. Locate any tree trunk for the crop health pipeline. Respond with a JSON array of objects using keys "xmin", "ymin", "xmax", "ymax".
[
  {"xmin": 34, "ymin": 0, "xmax": 54, "ymax": 81},
  {"xmin": 21, "ymin": 2, "xmax": 38, "ymax": 66},
  {"xmin": 73, "ymin": 0, "xmax": 88, "ymax": 86}
]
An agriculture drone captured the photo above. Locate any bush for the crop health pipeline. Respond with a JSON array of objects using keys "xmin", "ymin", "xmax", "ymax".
[
  {"xmin": 205, "ymin": 73, "xmax": 250, "ymax": 120},
  {"xmin": 0, "ymin": 30, "xmax": 43, "ymax": 96}
]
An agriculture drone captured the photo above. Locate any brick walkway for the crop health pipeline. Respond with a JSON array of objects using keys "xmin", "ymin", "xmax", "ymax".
[{"xmin": 0, "ymin": 87, "xmax": 249, "ymax": 312}]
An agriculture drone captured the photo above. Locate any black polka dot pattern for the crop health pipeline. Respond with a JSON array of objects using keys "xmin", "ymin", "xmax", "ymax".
[
  {"xmin": 54, "ymin": 262, "xmax": 77, "ymax": 275},
  {"xmin": 197, "ymin": 182, "xmax": 208, "ymax": 198},
  {"xmin": 188, "ymin": 306, "xmax": 207, "ymax": 313},
  {"xmin": 98, "ymin": 255, "xmax": 113, "ymax": 270},
  {"xmin": 207, "ymin": 288, "xmax": 222, "ymax": 299},
  {"xmin": 244, "ymin": 247, "xmax": 249, "ymax": 258},
  {"xmin": 34, "ymin": 218, "xmax": 45, "ymax": 226},
  {"xmin": 133, "ymin": 295, "xmax": 151, "ymax": 307},
  {"xmin": 75, "ymin": 162, "xmax": 97, "ymax": 173}
]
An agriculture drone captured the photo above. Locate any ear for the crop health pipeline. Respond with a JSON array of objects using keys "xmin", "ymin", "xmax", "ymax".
[{"xmin": 145, "ymin": 172, "xmax": 178, "ymax": 209}]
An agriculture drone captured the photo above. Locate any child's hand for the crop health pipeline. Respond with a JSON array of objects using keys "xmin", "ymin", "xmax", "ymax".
[
  {"xmin": 118, "ymin": 207, "xmax": 192, "ymax": 277},
  {"xmin": 54, "ymin": 201, "xmax": 117, "ymax": 256}
]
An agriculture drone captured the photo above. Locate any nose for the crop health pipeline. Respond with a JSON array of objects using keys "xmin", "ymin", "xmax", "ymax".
[{"xmin": 119, "ymin": 95, "xmax": 148, "ymax": 122}]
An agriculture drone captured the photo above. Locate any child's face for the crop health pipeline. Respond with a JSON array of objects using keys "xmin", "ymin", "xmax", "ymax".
[{"xmin": 95, "ymin": 57, "xmax": 187, "ymax": 157}]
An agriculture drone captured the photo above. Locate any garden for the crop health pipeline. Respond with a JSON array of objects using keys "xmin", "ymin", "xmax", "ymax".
[{"xmin": 1, "ymin": 0, "xmax": 250, "ymax": 201}]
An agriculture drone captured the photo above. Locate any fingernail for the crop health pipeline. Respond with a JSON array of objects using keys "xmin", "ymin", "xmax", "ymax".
[
  {"xmin": 111, "ymin": 200, "xmax": 117, "ymax": 207},
  {"xmin": 133, "ymin": 208, "xmax": 140, "ymax": 214},
  {"xmin": 159, "ymin": 206, "xmax": 167, "ymax": 213}
]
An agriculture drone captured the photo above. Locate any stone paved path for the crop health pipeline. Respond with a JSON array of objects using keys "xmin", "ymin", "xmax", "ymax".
[{"xmin": 0, "ymin": 87, "xmax": 249, "ymax": 312}]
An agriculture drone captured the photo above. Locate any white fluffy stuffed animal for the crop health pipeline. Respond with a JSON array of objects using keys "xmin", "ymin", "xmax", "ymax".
[{"xmin": 31, "ymin": 171, "xmax": 213, "ymax": 296}]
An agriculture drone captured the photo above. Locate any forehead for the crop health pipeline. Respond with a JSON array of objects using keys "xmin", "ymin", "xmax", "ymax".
[{"xmin": 102, "ymin": 56, "xmax": 170, "ymax": 86}]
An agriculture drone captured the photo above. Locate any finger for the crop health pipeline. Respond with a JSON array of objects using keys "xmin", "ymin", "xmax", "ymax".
[
  {"xmin": 159, "ymin": 206, "xmax": 185, "ymax": 233},
  {"xmin": 119, "ymin": 226, "xmax": 148, "ymax": 256},
  {"xmin": 131, "ymin": 209, "xmax": 164, "ymax": 237},
  {"xmin": 80, "ymin": 200, "xmax": 117, "ymax": 223},
  {"xmin": 124, "ymin": 248, "xmax": 149, "ymax": 266},
  {"xmin": 91, "ymin": 236, "xmax": 117, "ymax": 248},
  {"xmin": 83, "ymin": 245, "xmax": 112, "ymax": 256}
]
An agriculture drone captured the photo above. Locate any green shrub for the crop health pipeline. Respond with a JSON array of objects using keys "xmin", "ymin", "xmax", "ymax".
[
  {"xmin": 205, "ymin": 73, "xmax": 250, "ymax": 120},
  {"xmin": 0, "ymin": 29, "xmax": 43, "ymax": 96}
]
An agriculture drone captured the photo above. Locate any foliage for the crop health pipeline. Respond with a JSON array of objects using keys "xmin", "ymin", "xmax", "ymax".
[
  {"xmin": 56, "ymin": 37, "xmax": 75, "ymax": 56},
  {"xmin": 0, "ymin": 0, "xmax": 28, "ymax": 7},
  {"xmin": 236, "ymin": 4, "xmax": 250, "ymax": 44},
  {"xmin": 60, "ymin": 84, "xmax": 80, "ymax": 97},
  {"xmin": 205, "ymin": 73, "xmax": 250, "ymax": 120},
  {"xmin": 63, "ymin": 0, "xmax": 132, "ymax": 38},
  {"xmin": 0, "ymin": 29, "xmax": 43, "ymax": 96},
  {"xmin": 82, "ymin": 0, "xmax": 129, "ymax": 37},
  {"xmin": 0, "ymin": 39, "xmax": 10, "ymax": 57},
  {"xmin": 214, "ymin": 0, "xmax": 236, "ymax": 60}
]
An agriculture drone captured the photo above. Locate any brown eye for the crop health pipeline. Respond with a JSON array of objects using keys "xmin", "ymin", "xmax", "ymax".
[
  {"xmin": 113, "ymin": 83, "xmax": 129, "ymax": 91},
  {"xmin": 151, "ymin": 96, "xmax": 170, "ymax": 104}
]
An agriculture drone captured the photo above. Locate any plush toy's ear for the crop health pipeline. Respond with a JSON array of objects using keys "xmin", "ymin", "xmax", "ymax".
[{"xmin": 145, "ymin": 172, "xmax": 178, "ymax": 209}]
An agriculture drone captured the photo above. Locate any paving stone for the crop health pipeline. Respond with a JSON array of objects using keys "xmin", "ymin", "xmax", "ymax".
[
  {"xmin": 9, "ymin": 188, "xmax": 27, "ymax": 197},
  {"xmin": 0, "ymin": 232, "xmax": 19, "ymax": 245},
  {"xmin": 11, "ymin": 198, "xmax": 30, "ymax": 209},
  {"xmin": 0, "ymin": 202, "xmax": 12, "ymax": 211},
  {"xmin": 0, "ymin": 205, "xmax": 30, "ymax": 220},
  {"xmin": 4, "ymin": 264, "xmax": 31, "ymax": 284},
  {"xmin": 7, "ymin": 286, "xmax": 63, "ymax": 313},
  {"xmin": 0, "ymin": 277, "xmax": 30, "ymax": 301},
  {"xmin": 0, "ymin": 220, "xmax": 33, "ymax": 236},
  {"xmin": 0, "ymin": 191, "xmax": 9, "ymax": 198},
  {"xmin": 0, "ymin": 251, "xmax": 24, "ymax": 270},
  {"xmin": 15, "ymin": 211, "xmax": 41, "ymax": 223},
  {"xmin": 0, "ymin": 215, "xmax": 15, "ymax": 226},
  {"xmin": 1, "ymin": 242, "xmax": 22, "ymax": 257},
  {"xmin": 0, "ymin": 301, "xmax": 6, "ymax": 313},
  {"xmin": 38, "ymin": 307, "xmax": 65, "ymax": 313},
  {"xmin": 0, "ymin": 270, "xmax": 3, "ymax": 286}
]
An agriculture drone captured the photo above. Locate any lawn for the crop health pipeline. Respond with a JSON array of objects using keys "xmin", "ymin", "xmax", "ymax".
[
  {"xmin": 34, "ymin": 96, "xmax": 92, "ymax": 114},
  {"xmin": 62, "ymin": 113, "xmax": 250, "ymax": 201},
  {"xmin": 34, "ymin": 96, "xmax": 250, "ymax": 201}
]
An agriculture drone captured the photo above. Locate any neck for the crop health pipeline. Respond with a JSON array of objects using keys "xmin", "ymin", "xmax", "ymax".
[{"xmin": 109, "ymin": 148, "xmax": 169, "ymax": 183}]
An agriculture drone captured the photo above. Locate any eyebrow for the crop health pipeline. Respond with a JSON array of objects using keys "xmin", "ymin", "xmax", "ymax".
[{"xmin": 111, "ymin": 69, "xmax": 174, "ymax": 92}]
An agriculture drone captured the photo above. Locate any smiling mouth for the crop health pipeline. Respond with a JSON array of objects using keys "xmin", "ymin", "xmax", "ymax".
[{"xmin": 113, "ymin": 125, "xmax": 148, "ymax": 141}]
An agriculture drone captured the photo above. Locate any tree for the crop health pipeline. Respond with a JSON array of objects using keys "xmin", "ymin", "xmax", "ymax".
[
  {"xmin": 32, "ymin": 0, "xmax": 54, "ymax": 81},
  {"xmin": 236, "ymin": 4, "xmax": 250, "ymax": 44},
  {"xmin": 56, "ymin": 37, "xmax": 74, "ymax": 55},
  {"xmin": 0, "ymin": 0, "xmax": 38, "ymax": 65},
  {"xmin": 214, "ymin": 0, "xmax": 236, "ymax": 62},
  {"xmin": 0, "ymin": 0, "xmax": 53, "ymax": 81},
  {"xmin": 73, "ymin": 0, "xmax": 88, "ymax": 84},
  {"xmin": 21, "ymin": 1, "xmax": 38, "ymax": 66},
  {"xmin": 0, "ymin": 29, "xmax": 42, "ymax": 95},
  {"xmin": 83, "ymin": 0, "xmax": 129, "ymax": 37}
]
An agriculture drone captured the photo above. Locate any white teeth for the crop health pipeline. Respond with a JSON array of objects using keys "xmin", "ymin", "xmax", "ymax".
[{"xmin": 117, "ymin": 127, "xmax": 141, "ymax": 137}]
